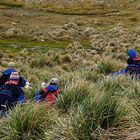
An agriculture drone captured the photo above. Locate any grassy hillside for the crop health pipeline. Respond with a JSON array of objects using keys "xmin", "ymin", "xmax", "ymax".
[{"xmin": 0, "ymin": 0, "xmax": 140, "ymax": 139}]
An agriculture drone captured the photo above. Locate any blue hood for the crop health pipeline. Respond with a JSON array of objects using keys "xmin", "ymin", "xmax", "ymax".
[
  {"xmin": 2, "ymin": 69, "xmax": 16, "ymax": 75},
  {"xmin": 128, "ymin": 50, "xmax": 136, "ymax": 59},
  {"xmin": 46, "ymin": 85, "xmax": 59, "ymax": 92}
]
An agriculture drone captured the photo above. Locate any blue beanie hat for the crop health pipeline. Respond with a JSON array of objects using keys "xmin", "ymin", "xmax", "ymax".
[{"xmin": 128, "ymin": 50, "xmax": 136, "ymax": 59}]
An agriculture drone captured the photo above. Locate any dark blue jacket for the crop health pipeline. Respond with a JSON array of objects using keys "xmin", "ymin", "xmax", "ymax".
[{"xmin": 0, "ymin": 84, "xmax": 25, "ymax": 104}]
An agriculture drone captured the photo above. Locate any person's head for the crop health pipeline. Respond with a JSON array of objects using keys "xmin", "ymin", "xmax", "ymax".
[
  {"xmin": 9, "ymin": 72, "xmax": 19, "ymax": 81},
  {"xmin": 8, "ymin": 62, "xmax": 16, "ymax": 68},
  {"xmin": 50, "ymin": 78, "xmax": 59, "ymax": 85},
  {"xmin": 128, "ymin": 50, "xmax": 136, "ymax": 59}
]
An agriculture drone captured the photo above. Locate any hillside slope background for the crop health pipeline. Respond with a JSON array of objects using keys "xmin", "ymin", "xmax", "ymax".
[{"xmin": 0, "ymin": 0, "xmax": 140, "ymax": 140}]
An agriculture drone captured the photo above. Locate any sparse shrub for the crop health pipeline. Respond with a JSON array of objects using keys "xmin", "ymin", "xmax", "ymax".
[
  {"xmin": 61, "ymin": 63, "xmax": 71, "ymax": 71},
  {"xmin": 31, "ymin": 57, "xmax": 46, "ymax": 68},
  {"xmin": 45, "ymin": 59, "xmax": 54, "ymax": 67},
  {"xmin": 54, "ymin": 54, "xmax": 72, "ymax": 65},
  {"xmin": 53, "ymin": 54, "xmax": 62, "ymax": 64},
  {"xmin": 61, "ymin": 55, "xmax": 72, "ymax": 63}
]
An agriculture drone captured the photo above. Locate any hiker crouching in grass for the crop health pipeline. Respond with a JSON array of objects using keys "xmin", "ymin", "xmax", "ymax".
[
  {"xmin": 0, "ymin": 72, "xmax": 26, "ymax": 117},
  {"xmin": 108, "ymin": 49, "xmax": 140, "ymax": 79},
  {"xmin": 127, "ymin": 49, "xmax": 137, "ymax": 65},
  {"xmin": 0, "ymin": 62, "xmax": 27, "ymax": 88},
  {"xmin": 34, "ymin": 78, "xmax": 62, "ymax": 105}
]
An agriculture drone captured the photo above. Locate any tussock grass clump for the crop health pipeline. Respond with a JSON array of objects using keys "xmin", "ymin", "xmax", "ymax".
[
  {"xmin": 31, "ymin": 57, "xmax": 47, "ymax": 68},
  {"xmin": 61, "ymin": 63, "xmax": 71, "ymax": 71},
  {"xmin": 99, "ymin": 77, "xmax": 140, "ymax": 101},
  {"xmin": 129, "ymin": 83, "xmax": 140, "ymax": 100},
  {"xmin": 56, "ymin": 79, "xmax": 93, "ymax": 113},
  {"xmin": 96, "ymin": 60, "xmax": 115, "ymax": 75},
  {"xmin": 96, "ymin": 57, "xmax": 125, "ymax": 75},
  {"xmin": 76, "ymin": 67, "xmax": 103, "ymax": 82},
  {"xmin": 0, "ymin": 102, "xmax": 56, "ymax": 140},
  {"xmin": 100, "ymin": 77, "xmax": 133, "ymax": 94},
  {"xmin": 54, "ymin": 54, "xmax": 72, "ymax": 64},
  {"xmin": 47, "ymin": 91, "xmax": 126, "ymax": 140},
  {"xmin": 131, "ymin": 101, "xmax": 140, "ymax": 126}
]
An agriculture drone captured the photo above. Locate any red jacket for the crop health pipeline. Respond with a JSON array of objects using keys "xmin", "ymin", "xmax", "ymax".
[{"xmin": 42, "ymin": 84, "xmax": 60, "ymax": 105}]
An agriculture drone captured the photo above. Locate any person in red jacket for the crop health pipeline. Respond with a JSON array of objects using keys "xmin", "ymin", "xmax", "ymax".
[{"xmin": 34, "ymin": 78, "xmax": 61, "ymax": 105}]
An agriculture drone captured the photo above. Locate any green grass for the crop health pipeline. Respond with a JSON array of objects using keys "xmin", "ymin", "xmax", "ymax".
[
  {"xmin": 0, "ymin": 37, "xmax": 69, "ymax": 52},
  {"xmin": 0, "ymin": 65, "xmax": 140, "ymax": 139},
  {"xmin": 46, "ymin": 79, "xmax": 127, "ymax": 140},
  {"xmin": 0, "ymin": 37, "xmax": 93, "ymax": 54}
]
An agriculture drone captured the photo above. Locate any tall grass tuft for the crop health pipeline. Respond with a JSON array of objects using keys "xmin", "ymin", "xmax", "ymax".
[
  {"xmin": 96, "ymin": 58, "xmax": 125, "ymax": 75},
  {"xmin": 0, "ymin": 102, "xmax": 56, "ymax": 140},
  {"xmin": 56, "ymin": 79, "xmax": 93, "ymax": 113},
  {"xmin": 31, "ymin": 58, "xmax": 46, "ymax": 68},
  {"xmin": 74, "ymin": 67, "xmax": 103, "ymax": 82},
  {"xmin": 96, "ymin": 76, "xmax": 135, "ymax": 98}
]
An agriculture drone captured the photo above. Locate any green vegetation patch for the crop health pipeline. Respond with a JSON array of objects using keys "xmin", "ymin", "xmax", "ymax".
[
  {"xmin": 0, "ymin": 37, "xmax": 69, "ymax": 53},
  {"xmin": 0, "ymin": 37, "xmax": 92, "ymax": 54}
]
